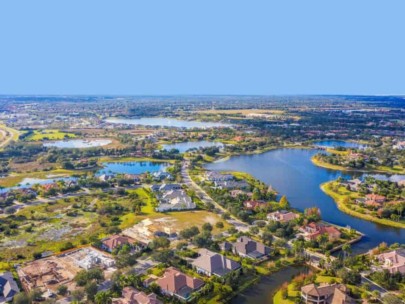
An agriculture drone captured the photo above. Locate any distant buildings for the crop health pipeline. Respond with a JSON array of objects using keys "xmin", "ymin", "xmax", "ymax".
[{"xmin": 191, "ymin": 248, "xmax": 241, "ymax": 277}]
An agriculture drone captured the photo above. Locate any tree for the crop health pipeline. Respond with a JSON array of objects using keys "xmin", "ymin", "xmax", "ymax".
[
  {"xmin": 71, "ymin": 289, "xmax": 85, "ymax": 302},
  {"xmin": 342, "ymin": 244, "xmax": 351, "ymax": 260},
  {"xmin": 13, "ymin": 292, "xmax": 30, "ymax": 304},
  {"xmin": 262, "ymin": 231, "xmax": 273, "ymax": 246},
  {"xmin": 279, "ymin": 196, "xmax": 290, "ymax": 209},
  {"xmin": 95, "ymin": 291, "xmax": 112, "ymax": 304},
  {"xmin": 85, "ymin": 281, "xmax": 98, "ymax": 302},
  {"xmin": 57, "ymin": 285, "xmax": 68, "ymax": 296},
  {"xmin": 150, "ymin": 237, "xmax": 170, "ymax": 250},
  {"xmin": 202, "ymin": 223, "xmax": 213, "ymax": 232},
  {"xmin": 215, "ymin": 221, "xmax": 224, "ymax": 229}
]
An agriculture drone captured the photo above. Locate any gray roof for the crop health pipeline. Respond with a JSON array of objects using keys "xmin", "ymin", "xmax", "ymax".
[
  {"xmin": 0, "ymin": 272, "xmax": 20, "ymax": 301},
  {"xmin": 192, "ymin": 249, "xmax": 240, "ymax": 276},
  {"xmin": 233, "ymin": 236, "xmax": 271, "ymax": 258}
]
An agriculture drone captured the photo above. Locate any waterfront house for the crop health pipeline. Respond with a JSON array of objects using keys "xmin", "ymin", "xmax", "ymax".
[
  {"xmin": 231, "ymin": 236, "xmax": 271, "ymax": 259},
  {"xmin": 267, "ymin": 210, "xmax": 298, "ymax": 223},
  {"xmin": 191, "ymin": 249, "xmax": 241, "ymax": 277},
  {"xmin": 300, "ymin": 223, "xmax": 341, "ymax": 242},
  {"xmin": 205, "ymin": 171, "xmax": 234, "ymax": 182},
  {"xmin": 243, "ymin": 200, "xmax": 267, "ymax": 210},
  {"xmin": 301, "ymin": 283, "xmax": 355, "ymax": 304},
  {"xmin": 365, "ymin": 194, "xmax": 386, "ymax": 204},
  {"xmin": 375, "ymin": 249, "xmax": 405, "ymax": 274}
]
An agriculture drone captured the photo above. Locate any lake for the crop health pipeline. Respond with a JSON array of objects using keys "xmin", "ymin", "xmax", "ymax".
[
  {"xmin": 105, "ymin": 117, "xmax": 232, "ymax": 129},
  {"xmin": 162, "ymin": 141, "xmax": 224, "ymax": 153},
  {"xmin": 314, "ymin": 140, "xmax": 366, "ymax": 149},
  {"xmin": 44, "ymin": 139, "xmax": 112, "ymax": 149},
  {"xmin": 206, "ymin": 148, "xmax": 405, "ymax": 253},
  {"xmin": 231, "ymin": 266, "xmax": 309, "ymax": 304},
  {"xmin": 98, "ymin": 161, "xmax": 168, "ymax": 175}
]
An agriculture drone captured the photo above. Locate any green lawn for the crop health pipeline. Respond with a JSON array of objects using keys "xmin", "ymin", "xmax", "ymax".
[{"xmin": 27, "ymin": 129, "xmax": 76, "ymax": 141}]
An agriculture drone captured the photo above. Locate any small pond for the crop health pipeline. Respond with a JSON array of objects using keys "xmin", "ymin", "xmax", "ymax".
[{"xmin": 98, "ymin": 161, "xmax": 168, "ymax": 175}]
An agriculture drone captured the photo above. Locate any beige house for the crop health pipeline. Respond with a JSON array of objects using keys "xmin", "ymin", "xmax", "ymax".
[
  {"xmin": 301, "ymin": 283, "xmax": 355, "ymax": 304},
  {"xmin": 376, "ymin": 249, "xmax": 405, "ymax": 274}
]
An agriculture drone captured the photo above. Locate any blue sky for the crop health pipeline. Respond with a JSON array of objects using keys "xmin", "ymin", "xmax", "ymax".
[{"xmin": 0, "ymin": 0, "xmax": 404, "ymax": 95}]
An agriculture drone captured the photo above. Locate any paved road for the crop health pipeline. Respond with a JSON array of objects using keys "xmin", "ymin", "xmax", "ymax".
[{"xmin": 181, "ymin": 163, "xmax": 249, "ymax": 232}]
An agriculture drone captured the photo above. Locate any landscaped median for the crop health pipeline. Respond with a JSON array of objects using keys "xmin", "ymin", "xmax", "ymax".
[{"xmin": 320, "ymin": 181, "xmax": 405, "ymax": 229}]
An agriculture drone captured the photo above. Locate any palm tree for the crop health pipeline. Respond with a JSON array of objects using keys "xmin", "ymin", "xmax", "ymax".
[
  {"xmin": 94, "ymin": 291, "xmax": 112, "ymax": 304},
  {"xmin": 342, "ymin": 244, "xmax": 351, "ymax": 260}
]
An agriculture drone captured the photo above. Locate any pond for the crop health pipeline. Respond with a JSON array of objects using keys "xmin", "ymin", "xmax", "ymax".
[
  {"xmin": 44, "ymin": 139, "xmax": 112, "ymax": 149},
  {"xmin": 314, "ymin": 140, "xmax": 366, "ymax": 149},
  {"xmin": 231, "ymin": 266, "xmax": 309, "ymax": 304},
  {"xmin": 162, "ymin": 141, "xmax": 224, "ymax": 153},
  {"xmin": 206, "ymin": 148, "xmax": 405, "ymax": 253},
  {"xmin": 98, "ymin": 161, "xmax": 168, "ymax": 175},
  {"xmin": 105, "ymin": 117, "xmax": 232, "ymax": 129},
  {"xmin": 0, "ymin": 177, "xmax": 76, "ymax": 193}
]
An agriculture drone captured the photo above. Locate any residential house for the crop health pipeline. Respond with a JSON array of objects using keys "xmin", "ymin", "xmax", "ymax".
[
  {"xmin": 205, "ymin": 172, "xmax": 234, "ymax": 182},
  {"xmin": 191, "ymin": 249, "xmax": 241, "ymax": 277},
  {"xmin": 243, "ymin": 200, "xmax": 267, "ymax": 211},
  {"xmin": 98, "ymin": 174, "xmax": 115, "ymax": 182},
  {"xmin": 112, "ymin": 287, "xmax": 161, "ymax": 304},
  {"xmin": 375, "ymin": 249, "xmax": 405, "ymax": 274},
  {"xmin": 301, "ymin": 283, "xmax": 355, "ymax": 304},
  {"xmin": 101, "ymin": 235, "xmax": 143, "ymax": 253},
  {"xmin": 214, "ymin": 180, "xmax": 249, "ymax": 190},
  {"xmin": 152, "ymin": 171, "xmax": 173, "ymax": 182},
  {"xmin": 156, "ymin": 267, "xmax": 204, "ymax": 301},
  {"xmin": 151, "ymin": 183, "xmax": 182, "ymax": 193},
  {"xmin": 267, "ymin": 210, "xmax": 298, "ymax": 223},
  {"xmin": 365, "ymin": 194, "xmax": 386, "ymax": 207},
  {"xmin": 155, "ymin": 190, "xmax": 196, "ymax": 212},
  {"xmin": 300, "ymin": 223, "xmax": 341, "ymax": 242},
  {"xmin": 232, "ymin": 236, "xmax": 271, "ymax": 259},
  {"xmin": 346, "ymin": 179, "xmax": 362, "ymax": 191},
  {"xmin": 0, "ymin": 272, "xmax": 20, "ymax": 304}
]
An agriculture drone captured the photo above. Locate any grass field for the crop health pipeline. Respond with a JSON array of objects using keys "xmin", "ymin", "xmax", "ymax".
[
  {"xmin": 28, "ymin": 129, "xmax": 76, "ymax": 141},
  {"xmin": 120, "ymin": 187, "xmax": 230, "ymax": 233}
]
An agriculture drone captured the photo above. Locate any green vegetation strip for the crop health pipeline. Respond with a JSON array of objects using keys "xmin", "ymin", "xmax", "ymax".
[{"xmin": 321, "ymin": 181, "xmax": 405, "ymax": 229}]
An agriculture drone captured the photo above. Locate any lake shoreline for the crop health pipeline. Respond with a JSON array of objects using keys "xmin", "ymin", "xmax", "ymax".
[
  {"xmin": 311, "ymin": 155, "xmax": 405, "ymax": 175},
  {"xmin": 321, "ymin": 181, "xmax": 405, "ymax": 229}
]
